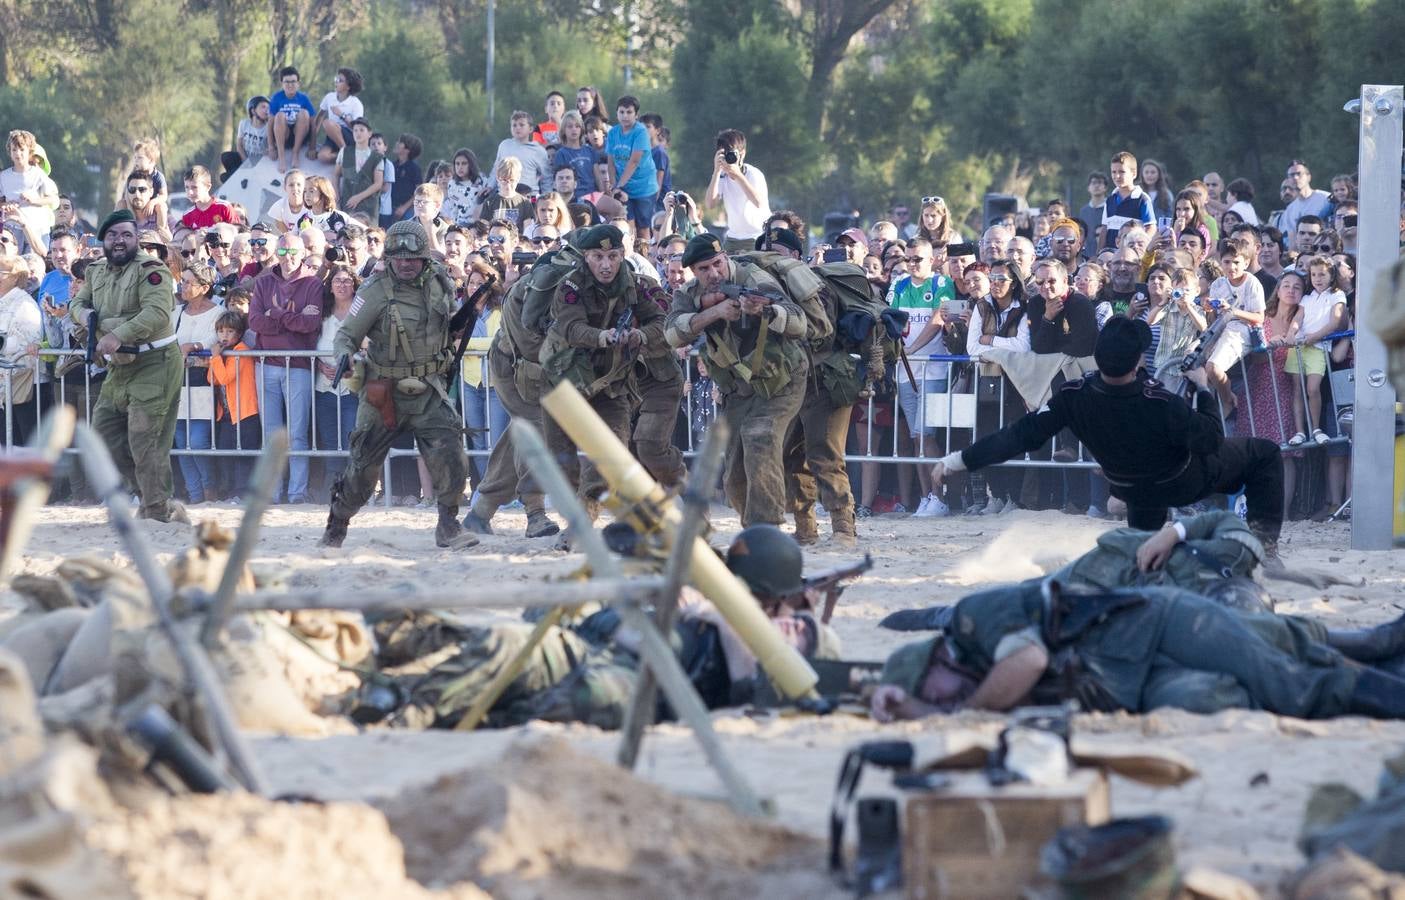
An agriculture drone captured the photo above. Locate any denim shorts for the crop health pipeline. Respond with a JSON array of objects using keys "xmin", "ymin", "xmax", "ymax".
[
  {"xmin": 625, "ymin": 194, "xmax": 656, "ymax": 228},
  {"xmin": 897, "ymin": 377, "xmax": 948, "ymax": 439}
]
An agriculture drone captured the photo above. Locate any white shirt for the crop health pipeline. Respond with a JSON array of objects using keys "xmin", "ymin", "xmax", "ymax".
[
  {"xmin": 718, "ymin": 165, "xmax": 770, "ymax": 240},
  {"xmin": 965, "ymin": 298, "xmax": 1029, "ymax": 358},
  {"xmin": 267, "ymin": 197, "xmax": 305, "ymax": 232},
  {"xmin": 1207, "ymin": 274, "xmax": 1265, "ymax": 340},
  {"xmin": 0, "ymin": 286, "xmax": 41, "ymax": 366},
  {"xmin": 318, "ymin": 92, "xmax": 364, "ymax": 130},
  {"xmin": 0, "ymin": 166, "xmax": 56, "ymax": 247},
  {"xmin": 1280, "ymin": 190, "xmax": 1332, "ymax": 239},
  {"xmin": 1300, "ymin": 289, "xmax": 1346, "ymax": 348},
  {"xmin": 378, "ymin": 159, "xmax": 395, "ymax": 217},
  {"xmin": 174, "ymin": 303, "xmax": 222, "ymax": 352}
]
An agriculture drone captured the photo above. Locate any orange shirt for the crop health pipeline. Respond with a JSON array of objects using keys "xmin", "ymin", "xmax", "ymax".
[{"xmin": 208, "ymin": 344, "xmax": 260, "ymax": 422}]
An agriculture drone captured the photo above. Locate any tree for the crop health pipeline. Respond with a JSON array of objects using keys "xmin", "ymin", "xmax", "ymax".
[{"xmin": 187, "ymin": 0, "xmax": 267, "ymax": 170}]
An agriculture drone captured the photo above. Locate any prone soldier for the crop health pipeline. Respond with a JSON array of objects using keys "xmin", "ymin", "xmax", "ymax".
[
  {"xmin": 67, "ymin": 209, "xmax": 189, "ymax": 523},
  {"xmin": 665, "ymin": 234, "xmax": 808, "ymax": 526},
  {"xmin": 319, "ymin": 220, "xmax": 476, "ymax": 550}
]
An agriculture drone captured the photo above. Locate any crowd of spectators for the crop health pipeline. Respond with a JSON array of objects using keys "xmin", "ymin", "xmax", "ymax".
[{"xmin": 0, "ymin": 70, "xmax": 1364, "ymax": 525}]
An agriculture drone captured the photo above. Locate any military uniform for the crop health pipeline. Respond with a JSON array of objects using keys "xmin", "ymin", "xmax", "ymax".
[
  {"xmin": 68, "ymin": 218, "xmax": 184, "ymax": 522},
  {"xmin": 1049, "ymin": 510, "xmax": 1263, "ymax": 592},
  {"xmin": 321, "ymin": 221, "xmax": 474, "ymax": 549},
  {"xmin": 539, "ymin": 225, "xmax": 670, "ymax": 501},
  {"xmin": 628, "ymin": 279, "xmax": 688, "ymax": 490},
  {"xmin": 882, "ymin": 580, "xmax": 1387, "ymax": 719},
  {"xmin": 665, "ymin": 236, "xmax": 808, "ymax": 526}
]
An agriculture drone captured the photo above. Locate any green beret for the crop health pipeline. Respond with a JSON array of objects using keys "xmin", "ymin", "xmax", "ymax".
[
  {"xmin": 97, "ymin": 209, "xmax": 136, "ymax": 241},
  {"xmin": 879, "ymin": 636, "xmax": 941, "ymax": 695},
  {"xmin": 681, "ymin": 233, "xmax": 725, "ymax": 268},
  {"xmin": 576, "ymin": 224, "xmax": 625, "ymax": 252}
]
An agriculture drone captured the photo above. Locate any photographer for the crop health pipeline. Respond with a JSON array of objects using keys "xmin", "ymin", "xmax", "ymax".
[
  {"xmin": 326, "ymin": 221, "xmax": 372, "ymax": 278},
  {"xmin": 659, "ymin": 190, "xmax": 702, "ymax": 240},
  {"xmin": 705, "ymin": 129, "xmax": 770, "ymax": 253}
]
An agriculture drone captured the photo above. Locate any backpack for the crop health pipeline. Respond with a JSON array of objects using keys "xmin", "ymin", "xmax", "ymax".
[
  {"xmin": 805, "ymin": 261, "xmax": 909, "ymax": 407},
  {"xmin": 732, "ymin": 251, "xmax": 834, "ymax": 351}
]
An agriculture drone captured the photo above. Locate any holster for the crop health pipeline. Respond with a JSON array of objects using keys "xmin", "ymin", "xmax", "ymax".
[{"xmin": 365, "ymin": 378, "xmax": 397, "ymax": 429}]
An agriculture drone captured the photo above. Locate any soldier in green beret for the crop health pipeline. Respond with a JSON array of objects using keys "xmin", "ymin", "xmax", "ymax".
[
  {"xmin": 537, "ymin": 224, "xmax": 677, "ymax": 507},
  {"xmin": 665, "ymin": 233, "xmax": 808, "ymax": 526},
  {"xmin": 68, "ymin": 209, "xmax": 188, "ymax": 523}
]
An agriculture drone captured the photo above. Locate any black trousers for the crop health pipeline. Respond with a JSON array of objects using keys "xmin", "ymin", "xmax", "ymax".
[{"xmin": 1120, "ymin": 437, "xmax": 1283, "ymax": 541}]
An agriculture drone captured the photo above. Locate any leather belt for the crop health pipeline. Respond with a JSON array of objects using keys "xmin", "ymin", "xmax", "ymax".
[{"xmin": 116, "ymin": 334, "xmax": 177, "ymax": 354}]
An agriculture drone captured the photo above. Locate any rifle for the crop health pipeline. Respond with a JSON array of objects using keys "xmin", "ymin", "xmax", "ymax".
[
  {"xmin": 446, "ymin": 277, "xmax": 494, "ymax": 378},
  {"xmin": 331, "ymin": 353, "xmax": 351, "ymax": 387},
  {"xmin": 761, "ymin": 553, "xmax": 874, "ymax": 624},
  {"xmin": 84, "ymin": 308, "xmax": 98, "ymax": 365},
  {"xmin": 614, "ymin": 307, "xmax": 637, "ymax": 360}
]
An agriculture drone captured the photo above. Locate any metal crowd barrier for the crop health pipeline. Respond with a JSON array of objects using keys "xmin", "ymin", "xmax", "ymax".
[{"xmin": 5, "ymin": 332, "xmax": 1355, "ymax": 507}]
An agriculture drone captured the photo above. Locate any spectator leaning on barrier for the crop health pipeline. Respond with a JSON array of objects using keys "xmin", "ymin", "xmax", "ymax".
[{"xmin": 248, "ymin": 231, "xmax": 325, "ymax": 503}]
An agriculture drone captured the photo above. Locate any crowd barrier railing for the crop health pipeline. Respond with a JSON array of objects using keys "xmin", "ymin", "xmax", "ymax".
[{"xmin": 5, "ymin": 332, "xmax": 1354, "ymax": 507}]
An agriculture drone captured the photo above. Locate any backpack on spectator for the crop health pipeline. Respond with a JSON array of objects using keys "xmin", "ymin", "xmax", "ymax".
[{"xmin": 731, "ymin": 251, "xmax": 834, "ymax": 351}]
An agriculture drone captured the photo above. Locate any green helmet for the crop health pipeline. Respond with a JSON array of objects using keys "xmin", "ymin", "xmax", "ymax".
[
  {"xmin": 726, "ymin": 524, "xmax": 804, "ymax": 599},
  {"xmin": 384, "ymin": 220, "xmax": 431, "ymax": 260}
]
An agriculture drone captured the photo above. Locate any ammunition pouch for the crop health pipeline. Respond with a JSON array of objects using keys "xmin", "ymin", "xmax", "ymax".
[
  {"xmin": 815, "ymin": 351, "xmax": 864, "ymax": 408},
  {"xmin": 704, "ymin": 329, "xmax": 800, "ymax": 400},
  {"xmin": 542, "ymin": 346, "xmax": 599, "ymax": 395},
  {"xmin": 513, "ymin": 358, "xmax": 544, "ymax": 399},
  {"xmin": 396, "ymin": 377, "xmax": 429, "ymax": 396},
  {"xmin": 364, "ymin": 378, "xmax": 397, "ymax": 428},
  {"xmin": 367, "ymin": 351, "xmax": 448, "ymax": 381}
]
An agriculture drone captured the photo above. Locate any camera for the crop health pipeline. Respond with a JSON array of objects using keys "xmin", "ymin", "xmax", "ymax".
[
  {"xmin": 211, "ymin": 280, "xmax": 229, "ymax": 299},
  {"xmin": 822, "ymin": 248, "xmax": 848, "ymax": 263},
  {"xmin": 325, "ymin": 246, "xmax": 345, "ymax": 263},
  {"xmin": 722, "ymin": 149, "xmax": 739, "ymax": 165},
  {"xmin": 511, "ymin": 250, "xmax": 539, "ymax": 267}
]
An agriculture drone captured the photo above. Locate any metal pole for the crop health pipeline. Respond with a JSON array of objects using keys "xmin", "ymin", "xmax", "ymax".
[
  {"xmin": 485, "ymin": 0, "xmax": 496, "ymax": 127},
  {"xmin": 1347, "ymin": 85, "xmax": 1401, "ymax": 550}
]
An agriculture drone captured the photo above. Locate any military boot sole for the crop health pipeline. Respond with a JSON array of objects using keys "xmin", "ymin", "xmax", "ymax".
[
  {"xmin": 525, "ymin": 516, "xmax": 561, "ymax": 538},
  {"xmin": 318, "ymin": 530, "xmax": 347, "ymax": 548}
]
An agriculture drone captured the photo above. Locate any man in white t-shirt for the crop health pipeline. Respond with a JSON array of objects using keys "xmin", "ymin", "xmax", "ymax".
[
  {"xmin": 705, "ymin": 128, "xmax": 770, "ymax": 253},
  {"xmin": 310, "ymin": 67, "xmax": 366, "ymax": 164},
  {"xmin": 1279, "ymin": 159, "xmax": 1332, "ymax": 240}
]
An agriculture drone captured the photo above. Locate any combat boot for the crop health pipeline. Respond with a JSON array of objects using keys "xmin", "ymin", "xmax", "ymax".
[
  {"xmin": 436, "ymin": 505, "xmax": 480, "ymax": 550},
  {"xmin": 319, "ymin": 512, "xmax": 350, "ymax": 548},
  {"xmin": 794, "ymin": 510, "xmax": 819, "ymax": 546},
  {"xmin": 1346, "ymin": 668, "xmax": 1405, "ymax": 719},
  {"xmin": 1328, "ymin": 611, "xmax": 1405, "ymax": 663},
  {"xmin": 461, "ymin": 508, "xmax": 494, "ymax": 535},
  {"xmin": 831, "ymin": 508, "xmax": 858, "ymax": 549},
  {"xmin": 524, "ymin": 510, "xmax": 560, "ymax": 538}
]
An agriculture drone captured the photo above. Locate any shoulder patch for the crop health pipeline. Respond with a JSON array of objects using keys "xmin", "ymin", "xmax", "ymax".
[
  {"xmin": 562, "ymin": 279, "xmax": 580, "ymax": 305},
  {"xmin": 348, "ymin": 294, "xmax": 365, "ymax": 317},
  {"xmin": 146, "ymin": 271, "xmax": 163, "ymax": 286},
  {"xmin": 141, "ymin": 259, "xmax": 162, "ymax": 269}
]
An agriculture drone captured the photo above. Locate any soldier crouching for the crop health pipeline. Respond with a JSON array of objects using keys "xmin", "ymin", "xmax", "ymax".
[{"xmin": 319, "ymin": 220, "xmax": 476, "ymax": 550}]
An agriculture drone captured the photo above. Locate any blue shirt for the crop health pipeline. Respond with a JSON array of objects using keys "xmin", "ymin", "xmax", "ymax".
[
  {"xmin": 652, "ymin": 145, "xmax": 672, "ymax": 196},
  {"xmin": 1100, "ymin": 188, "xmax": 1154, "ymax": 249},
  {"xmin": 606, "ymin": 123, "xmax": 657, "ymax": 200},
  {"xmin": 555, "ymin": 145, "xmax": 597, "ymax": 199},
  {"xmin": 37, "ymin": 270, "xmax": 71, "ymax": 307},
  {"xmin": 268, "ymin": 91, "xmax": 315, "ymax": 125}
]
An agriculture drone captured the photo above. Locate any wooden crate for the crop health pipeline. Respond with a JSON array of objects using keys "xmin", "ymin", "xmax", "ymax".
[{"xmin": 903, "ymin": 768, "xmax": 1110, "ymax": 899}]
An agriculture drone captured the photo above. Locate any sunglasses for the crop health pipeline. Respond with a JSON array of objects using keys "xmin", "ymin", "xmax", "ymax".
[
  {"xmin": 531, "ymin": 237, "xmax": 555, "ymax": 245},
  {"xmin": 989, "ymin": 274, "xmax": 1011, "ymax": 283},
  {"xmin": 275, "ymin": 247, "xmax": 300, "ymax": 257},
  {"xmin": 249, "ymin": 238, "xmax": 268, "ymax": 247},
  {"xmin": 921, "ymin": 196, "xmax": 944, "ymax": 206},
  {"xmin": 486, "ymin": 235, "xmax": 507, "ymax": 244},
  {"xmin": 904, "ymin": 255, "xmax": 929, "ymax": 264},
  {"xmin": 180, "ymin": 249, "xmax": 198, "ymax": 259},
  {"xmin": 206, "ymin": 241, "xmax": 231, "ymax": 249},
  {"xmin": 127, "ymin": 186, "xmax": 151, "ymax": 195}
]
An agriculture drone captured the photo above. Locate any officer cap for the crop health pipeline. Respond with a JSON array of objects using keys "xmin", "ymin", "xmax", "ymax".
[
  {"xmin": 1202, "ymin": 577, "xmax": 1275, "ymax": 614},
  {"xmin": 755, "ymin": 226, "xmax": 803, "ymax": 256},
  {"xmin": 576, "ymin": 224, "xmax": 624, "ymax": 252},
  {"xmin": 726, "ymin": 524, "xmax": 805, "ymax": 599},
  {"xmin": 384, "ymin": 220, "xmax": 430, "ymax": 260},
  {"xmin": 879, "ymin": 635, "xmax": 943, "ymax": 695},
  {"xmin": 1094, "ymin": 316, "xmax": 1152, "ymax": 378},
  {"xmin": 681, "ymin": 233, "xmax": 725, "ymax": 268},
  {"xmin": 97, "ymin": 209, "xmax": 136, "ymax": 241}
]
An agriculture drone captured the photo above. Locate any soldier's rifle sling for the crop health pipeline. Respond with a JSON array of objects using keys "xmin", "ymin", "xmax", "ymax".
[{"xmin": 447, "ymin": 280, "xmax": 494, "ymax": 376}]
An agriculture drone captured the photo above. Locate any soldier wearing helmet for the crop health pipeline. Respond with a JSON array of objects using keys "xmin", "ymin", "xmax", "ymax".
[{"xmin": 319, "ymin": 219, "xmax": 476, "ymax": 550}]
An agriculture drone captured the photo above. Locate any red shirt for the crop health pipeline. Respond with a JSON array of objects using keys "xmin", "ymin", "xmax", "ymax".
[
  {"xmin": 531, "ymin": 121, "xmax": 560, "ymax": 146},
  {"xmin": 181, "ymin": 200, "xmax": 237, "ymax": 230}
]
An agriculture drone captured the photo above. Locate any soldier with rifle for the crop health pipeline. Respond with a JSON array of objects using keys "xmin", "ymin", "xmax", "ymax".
[
  {"xmin": 665, "ymin": 234, "xmax": 808, "ymax": 526},
  {"xmin": 319, "ymin": 220, "xmax": 477, "ymax": 550}
]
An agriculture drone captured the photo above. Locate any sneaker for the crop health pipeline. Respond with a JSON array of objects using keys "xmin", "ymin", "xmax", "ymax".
[
  {"xmin": 981, "ymin": 496, "xmax": 1004, "ymax": 516},
  {"xmin": 855, "ymin": 505, "xmax": 873, "ymax": 519},
  {"xmin": 999, "ymin": 498, "xmax": 1018, "ymax": 514},
  {"xmin": 913, "ymin": 496, "xmax": 932, "ymax": 517},
  {"xmin": 915, "ymin": 494, "xmax": 949, "ymax": 518},
  {"xmin": 1086, "ymin": 505, "xmax": 1107, "ymax": 519},
  {"xmin": 891, "ymin": 502, "xmax": 908, "ymax": 515}
]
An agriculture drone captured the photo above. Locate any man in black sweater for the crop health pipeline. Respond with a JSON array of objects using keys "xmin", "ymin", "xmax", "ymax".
[{"xmin": 932, "ymin": 316, "xmax": 1285, "ymax": 553}]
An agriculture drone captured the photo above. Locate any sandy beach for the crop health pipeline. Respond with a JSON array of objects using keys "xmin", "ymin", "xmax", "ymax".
[{"xmin": 11, "ymin": 501, "xmax": 1405, "ymax": 896}]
